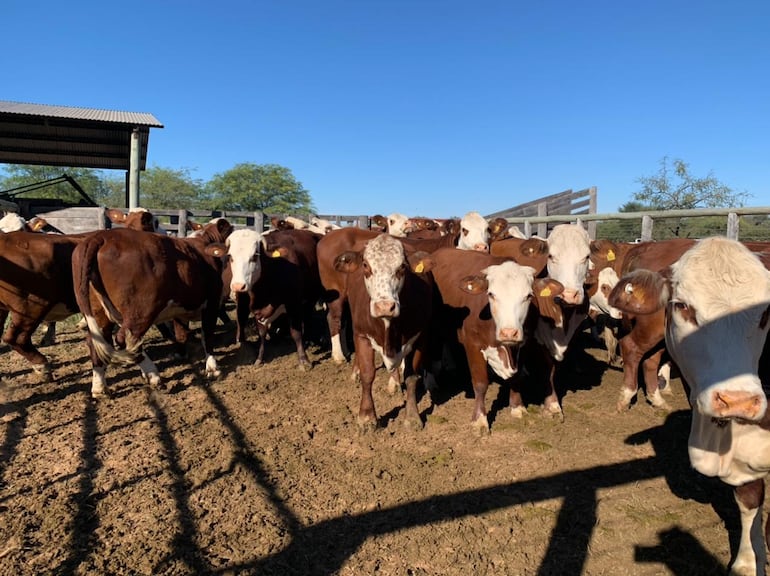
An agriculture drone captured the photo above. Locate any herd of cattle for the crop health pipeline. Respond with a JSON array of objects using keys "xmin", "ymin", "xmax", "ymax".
[{"xmin": 2, "ymin": 207, "xmax": 770, "ymax": 574}]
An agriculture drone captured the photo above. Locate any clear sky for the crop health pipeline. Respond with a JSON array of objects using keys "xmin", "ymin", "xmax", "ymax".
[{"xmin": 3, "ymin": 1, "xmax": 769, "ymax": 218}]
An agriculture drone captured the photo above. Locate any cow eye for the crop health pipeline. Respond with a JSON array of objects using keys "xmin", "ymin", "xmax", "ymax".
[
  {"xmin": 672, "ymin": 301, "xmax": 688, "ymax": 312},
  {"xmin": 462, "ymin": 228, "xmax": 469, "ymax": 236},
  {"xmin": 487, "ymin": 291, "xmax": 496, "ymax": 301}
]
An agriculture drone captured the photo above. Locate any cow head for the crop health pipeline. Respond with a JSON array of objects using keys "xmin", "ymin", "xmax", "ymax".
[
  {"xmin": 546, "ymin": 224, "xmax": 591, "ymax": 305},
  {"xmin": 334, "ymin": 234, "xmax": 408, "ymax": 320},
  {"xmin": 457, "ymin": 211, "xmax": 490, "ymax": 252},
  {"xmin": 666, "ymin": 238, "xmax": 770, "ymax": 428},
  {"xmin": 225, "ymin": 229, "xmax": 264, "ymax": 293},
  {"xmin": 459, "ymin": 261, "xmax": 538, "ymax": 345},
  {"xmin": 386, "ymin": 213, "xmax": 411, "ymax": 237},
  {"xmin": 589, "ymin": 267, "xmax": 622, "ymax": 319}
]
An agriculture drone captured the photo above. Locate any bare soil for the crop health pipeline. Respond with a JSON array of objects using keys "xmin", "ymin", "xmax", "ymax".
[{"xmin": 0, "ymin": 317, "xmax": 757, "ymax": 576}]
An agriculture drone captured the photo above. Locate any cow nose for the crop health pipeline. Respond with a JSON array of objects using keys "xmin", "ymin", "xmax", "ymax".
[
  {"xmin": 473, "ymin": 243, "xmax": 489, "ymax": 253},
  {"xmin": 373, "ymin": 300, "xmax": 398, "ymax": 318},
  {"xmin": 712, "ymin": 390, "xmax": 766, "ymax": 421},
  {"xmin": 561, "ymin": 288, "xmax": 583, "ymax": 305},
  {"xmin": 498, "ymin": 327, "xmax": 521, "ymax": 343},
  {"xmin": 230, "ymin": 282, "xmax": 247, "ymax": 293}
]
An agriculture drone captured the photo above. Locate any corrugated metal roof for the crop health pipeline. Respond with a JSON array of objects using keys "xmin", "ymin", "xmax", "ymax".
[
  {"xmin": 0, "ymin": 100, "xmax": 163, "ymax": 127},
  {"xmin": 0, "ymin": 100, "xmax": 163, "ymax": 171}
]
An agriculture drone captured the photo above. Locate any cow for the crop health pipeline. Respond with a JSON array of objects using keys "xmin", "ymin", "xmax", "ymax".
[
  {"xmin": 428, "ymin": 246, "xmax": 565, "ymax": 433},
  {"xmin": 106, "ymin": 207, "xmax": 166, "ymax": 234},
  {"xmin": 628, "ymin": 237, "xmax": 770, "ymax": 575},
  {"xmin": 72, "ymin": 219, "xmax": 231, "ymax": 397},
  {"xmin": 586, "ymin": 266, "xmax": 623, "ymax": 366},
  {"xmin": 332, "ymin": 233, "xmax": 434, "ymax": 431},
  {"xmin": 225, "ymin": 228, "xmax": 323, "ymax": 369}
]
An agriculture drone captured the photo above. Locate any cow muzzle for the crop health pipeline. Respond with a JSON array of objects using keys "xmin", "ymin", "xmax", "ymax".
[
  {"xmin": 559, "ymin": 288, "xmax": 583, "ymax": 305},
  {"xmin": 230, "ymin": 282, "xmax": 248, "ymax": 293},
  {"xmin": 497, "ymin": 327, "xmax": 522, "ymax": 344},
  {"xmin": 710, "ymin": 389, "xmax": 767, "ymax": 421},
  {"xmin": 473, "ymin": 243, "xmax": 489, "ymax": 253},
  {"xmin": 371, "ymin": 299, "xmax": 400, "ymax": 318}
]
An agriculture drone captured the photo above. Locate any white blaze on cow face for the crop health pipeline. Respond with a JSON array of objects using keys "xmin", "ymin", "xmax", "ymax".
[
  {"xmin": 546, "ymin": 224, "xmax": 591, "ymax": 305},
  {"xmin": 481, "ymin": 261, "xmax": 537, "ymax": 344},
  {"xmin": 386, "ymin": 213, "xmax": 411, "ymax": 237},
  {"xmin": 456, "ymin": 211, "xmax": 491, "ymax": 252},
  {"xmin": 226, "ymin": 229, "xmax": 264, "ymax": 293},
  {"xmin": 590, "ymin": 267, "xmax": 622, "ymax": 319},
  {"xmin": 665, "ymin": 238, "xmax": 770, "ymax": 476},
  {"xmin": 362, "ymin": 234, "xmax": 407, "ymax": 319}
]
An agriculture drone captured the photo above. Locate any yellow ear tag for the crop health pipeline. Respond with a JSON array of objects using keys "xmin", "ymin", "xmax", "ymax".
[
  {"xmin": 607, "ymin": 249, "xmax": 616, "ymax": 262},
  {"xmin": 414, "ymin": 261, "xmax": 424, "ymax": 273},
  {"xmin": 539, "ymin": 287, "xmax": 552, "ymax": 297},
  {"xmin": 271, "ymin": 249, "xmax": 281, "ymax": 258}
]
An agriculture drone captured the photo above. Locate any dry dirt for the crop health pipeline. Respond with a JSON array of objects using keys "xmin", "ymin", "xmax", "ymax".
[{"xmin": 0, "ymin": 315, "xmax": 759, "ymax": 576}]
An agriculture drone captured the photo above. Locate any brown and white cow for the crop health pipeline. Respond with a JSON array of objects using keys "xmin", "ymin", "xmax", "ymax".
[
  {"xmin": 333, "ymin": 234, "xmax": 434, "ymax": 431},
  {"xmin": 72, "ymin": 219, "xmax": 231, "ymax": 396},
  {"xmin": 429, "ymin": 246, "xmax": 564, "ymax": 433},
  {"xmin": 629, "ymin": 237, "xmax": 770, "ymax": 575},
  {"xmin": 225, "ymin": 228, "xmax": 323, "ymax": 369}
]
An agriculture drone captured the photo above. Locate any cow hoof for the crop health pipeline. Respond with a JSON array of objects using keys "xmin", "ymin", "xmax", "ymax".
[
  {"xmin": 510, "ymin": 406, "xmax": 527, "ymax": 419},
  {"xmin": 402, "ymin": 416, "xmax": 423, "ymax": 431},
  {"xmin": 617, "ymin": 388, "xmax": 637, "ymax": 412},
  {"xmin": 357, "ymin": 417, "xmax": 378, "ymax": 433},
  {"xmin": 298, "ymin": 361, "xmax": 311, "ymax": 372},
  {"xmin": 206, "ymin": 368, "xmax": 221, "ymax": 380},
  {"xmin": 332, "ymin": 354, "xmax": 347, "ymax": 366},
  {"xmin": 386, "ymin": 378, "xmax": 401, "ymax": 395},
  {"xmin": 543, "ymin": 404, "xmax": 564, "ymax": 422},
  {"xmin": 32, "ymin": 363, "xmax": 53, "ymax": 380},
  {"xmin": 90, "ymin": 390, "xmax": 111, "ymax": 400},
  {"xmin": 471, "ymin": 416, "xmax": 490, "ymax": 436}
]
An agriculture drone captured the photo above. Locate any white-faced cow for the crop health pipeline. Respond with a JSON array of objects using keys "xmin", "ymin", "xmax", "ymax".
[
  {"xmin": 632, "ymin": 237, "xmax": 770, "ymax": 576},
  {"xmin": 429, "ymin": 246, "xmax": 564, "ymax": 434},
  {"xmin": 72, "ymin": 219, "xmax": 231, "ymax": 396},
  {"xmin": 333, "ymin": 233, "xmax": 434, "ymax": 431}
]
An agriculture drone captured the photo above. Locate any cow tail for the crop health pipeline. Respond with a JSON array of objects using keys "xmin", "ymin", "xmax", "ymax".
[{"xmin": 75, "ymin": 235, "xmax": 119, "ymax": 366}]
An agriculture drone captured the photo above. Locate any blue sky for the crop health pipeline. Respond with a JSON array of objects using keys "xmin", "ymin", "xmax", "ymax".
[{"xmin": 3, "ymin": 1, "xmax": 769, "ymax": 218}]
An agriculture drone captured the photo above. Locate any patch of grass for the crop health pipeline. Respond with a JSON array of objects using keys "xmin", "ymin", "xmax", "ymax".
[
  {"xmin": 426, "ymin": 414, "xmax": 449, "ymax": 425},
  {"xmin": 525, "ymin": 439, "xmax": 552, "ymax": 452}
]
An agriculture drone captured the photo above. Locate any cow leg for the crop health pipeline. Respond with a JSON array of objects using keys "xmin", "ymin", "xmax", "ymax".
[
  {"xmin": 465, "ymin": 346, "xmax": 491, "ymax": 435},
  {"xmin": 658, "ymin": 361, "xmax": 673, "ymax": 396},
  {"xmin": 40, "ymin": 322, "xmax": 57, "ymax": 346},
  {"xmin": 354, "ymin": 335, "xmax": 378, "ymax": 432},
  {"xmin": 288, "ymin": 309, "xmax": 311, "ymax": 371},
  {"xmin": 602, "ymin": 324, "xmax": 619, "ymax": 367},
  {"xmin": 327, "ymin": 298, "xmax": 347, "ymax": 364},
  {"xmin": 199, "ymin": 306, "xmax": 221, "ymax": 379},
  {"xmin": 137, "ymin": 352, "xmax": 162, "ymax": 388},
  {"xmin": 732, "ymin": 479, "xmax": 765, "ymax": 576},
  {"xmin": 642, "ymin": 346, "xmax": 670, "ymax": 410},
  {"xmin": 402, "ymin": 348, "xmax": 425, "ymax": 430},
  {"xmin": 541, "ymin": 353, "xmax": 563, "ymax": 421},
  {"xmin": 254, "ymin": 320, "xmax": 267, "ymax": 366},
  {"xmin": 617, "ymin": 332, "xmax": 642, "ymax": 411},
  {"xmin": 3, "ymin": 315, "xmax": 51, "ymax": 378}
]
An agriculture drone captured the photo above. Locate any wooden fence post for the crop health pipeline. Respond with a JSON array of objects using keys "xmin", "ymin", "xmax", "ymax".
[
  {"xmin": 641, "ymin": 215, "xmax": 654, "ymax": 241},
  {"xmin": 587, "ymin": 186, "xmax": 597, "ymax": 240},
  {"xmin": 727, "ymin": 212, "xmax": 739, "ymax": 239},
  {"xmin": 358, "ymin": 215, "xmax": 369, "ymax": 228},
  {"xmin": 537, "ymin": 202, "xmax": 547, "ymax": 238}
]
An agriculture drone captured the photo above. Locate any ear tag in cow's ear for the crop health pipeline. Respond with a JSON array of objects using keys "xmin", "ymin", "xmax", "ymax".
[
  {"xmin": 539, "ymin": 287, "xmax": 552, "ymax": 297},
  {"xmin": 271, "ymin": 249, "xmax": 281, "ymax": 258},
  {"xmin": 414, "ymin": 261, "xmax": 425, "ymax": 274},
  {"xmin": 607, "ymin": 249, "xmax": 616, "ymax": 262}
]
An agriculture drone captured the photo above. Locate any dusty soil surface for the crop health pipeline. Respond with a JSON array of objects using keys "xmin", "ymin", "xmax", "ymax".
[{"xmin": 0, "ymin": 317, "xmax": 757, "ymax": 576}]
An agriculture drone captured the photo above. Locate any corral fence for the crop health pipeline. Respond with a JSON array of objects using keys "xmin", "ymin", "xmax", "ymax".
[{"xmin": 505, "ymin": 206, "xmax": 770, "ymax": 243}]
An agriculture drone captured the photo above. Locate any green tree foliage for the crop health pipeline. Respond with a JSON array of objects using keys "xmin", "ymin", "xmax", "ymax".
[
  {"xmin": 634, "ymin": 156, "xmax": 749, "ymax": 210},
  {"xmin": 0, "ymin": 165, "xmax": 110, "ymax": 205},
  {"xmin": 100, "ymin": 166, "xmax": 206, "ymax": 209},
  {"xmin": 204, "ymin": 163, "xmax": 315, "ymax": 214}
]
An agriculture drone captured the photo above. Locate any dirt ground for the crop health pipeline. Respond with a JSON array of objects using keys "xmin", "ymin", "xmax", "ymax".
[{"xmin": 0, "ymin": 315, "xmax": 759, "ymax": 576}]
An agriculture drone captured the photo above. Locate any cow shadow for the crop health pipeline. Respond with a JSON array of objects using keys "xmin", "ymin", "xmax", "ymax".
[{"xmin": 625, "ymin": 409, "xmax": 741, "ymax": 562}]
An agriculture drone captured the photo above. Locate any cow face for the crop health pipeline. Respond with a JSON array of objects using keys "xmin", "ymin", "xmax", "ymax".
[
  {"xmin": 225, "ymin": 229, "xmax": 264, "ymax": 293},
  {"xmin": 386, "ymin": 213, "xmax": 411, "ymax": 237},
  {"xmin": 362, "ymin": 234, "xmax": 408, "ymax": 319},
  {"xmin": 590, "ymin": 267, "xmax": 622, "ymax": 319},
  {"xmin": 460, "ymin": 261, "xmax": 537, "ymax": 344},
  {"xmin": 666, "ymin": 237, "xmax": 770, "ymax": 430},
  {"xmin": 546, "ymin": 224, "xmax": 591, "ymax": 305},
  {"xmin": 456, "ymin": 211, "xmax": 490, "ymax": 252}
]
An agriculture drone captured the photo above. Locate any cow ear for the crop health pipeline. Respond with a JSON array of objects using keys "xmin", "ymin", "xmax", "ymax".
[
  {"xmin": 187, "ymin": 220, "xmax": 203, "ymax": 231},
  {"xmin": 205, "ymin": 243, "xmax": 227, "ymax": 258},
  {"xmin": 334, "ymin": 251, "xmax": 363, "ymax": 273},
  {"xmin": 520, "ymin": 238, "xmax": 548, "ymax": 256},
  {"xmin": 533, "ymin": 278, "xmax": 564, "ymax": 299},
  {"xmin": 609, "ymin": 269, "xmax": 668, "ymax": 315},
  {"xmin": 216, "ymin": 218, "xmax": 233, "ymax": 239},
  {"xmin": 106, "ymin": 208, "xmax": 127, "ymax": 224},
  {"xmin": 407, "ymin": 251, "xmax": 433, "ymax": 274},
  {"xmin": 530, "ymin": 278, "xmax": 565, "ymax": 322},
  {"xmin": 590, "ymin": 239, "xmax": 618, "ymax": 262},
  {"xmin": 269, "ymin": 246, "xmax": 289, "ymax": 259},
  {"xmin": 459, "ymin": 275, "xmax": 489, "ymax": 295}
]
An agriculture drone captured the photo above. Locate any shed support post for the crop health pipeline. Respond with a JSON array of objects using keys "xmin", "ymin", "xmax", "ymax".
[{"xmin": 128, "ymin": 128, "xmax": 141, "ymax": 209}]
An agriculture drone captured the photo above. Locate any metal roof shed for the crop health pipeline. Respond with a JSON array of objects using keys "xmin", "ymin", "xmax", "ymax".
[{"xmin": 0, "ymin": 100, "xmax": 163, "ymax": 207}]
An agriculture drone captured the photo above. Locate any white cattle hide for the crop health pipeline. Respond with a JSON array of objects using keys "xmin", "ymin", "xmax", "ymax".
[
  {"xmin": 456, "ymin": 211, "xmax": 491, "ymax": 252},
  {"xmin": 546, "ymin": 224, "xmax": 591, "ymax": 305}
]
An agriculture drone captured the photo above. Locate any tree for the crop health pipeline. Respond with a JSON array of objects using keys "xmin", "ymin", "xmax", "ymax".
[
  {"xmin": 633, "ymin": 156, "xmax": 748, "ymax": 210},
  {"xmin": 0, "ymin": 165, "xmax": 111, "ymax": 205},
  {"xmin": 204, "ymin": 163, "xmax": 315, "ymax": 214},
  {"xmin": 100, "ymin": 165, "xmax": 206, "ymax": 209}
]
